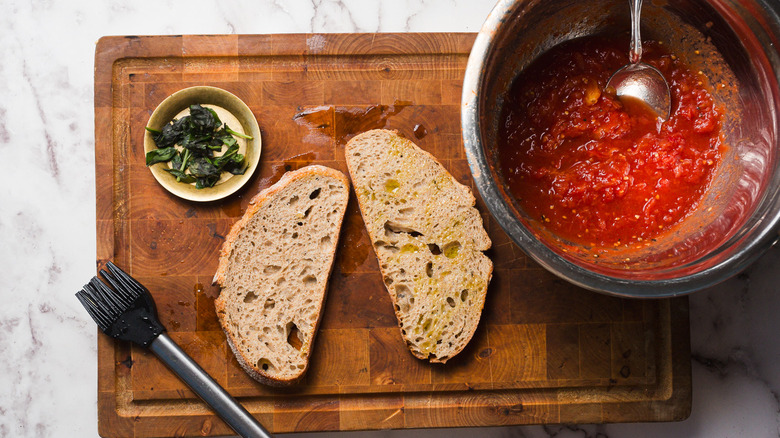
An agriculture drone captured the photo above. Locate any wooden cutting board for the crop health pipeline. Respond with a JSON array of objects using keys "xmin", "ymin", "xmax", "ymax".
[{"xmin": 94, "ymin": 33, "xmax": 691, "ymax": 437}]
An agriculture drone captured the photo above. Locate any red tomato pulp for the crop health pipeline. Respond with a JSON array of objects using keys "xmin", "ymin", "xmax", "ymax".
[{"xmin": 497, "ymin": 35, "xmax": 724, "ymax": 249}]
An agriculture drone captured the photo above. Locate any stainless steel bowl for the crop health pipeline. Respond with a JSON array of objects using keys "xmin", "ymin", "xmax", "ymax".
[{"xmin": 462, "ymin": 0, "xmax": 780, "ymax": 297}]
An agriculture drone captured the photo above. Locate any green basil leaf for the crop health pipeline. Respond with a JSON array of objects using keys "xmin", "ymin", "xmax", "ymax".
[
  {"xmin": 195, "ymin": 175, "xmax": 220, "ymax": 189},
  {"xmin": 153, "ymin": 118, "xmax": 187, "ymax": 148},
  {"xmin": 188, "ymin": 157, "xmax": 219, "ymax": 178},
  {"xmin": 145, "ymin": 147, "xmax": 177, "ymax": 166},
  {"xmin": 207, "ymin": 107, "xmax": 222, "ymax": 126},
  {"xmin": 165, "ymin": 168, "xmax": 197, "ymax": 183},
  {"xmin": 212, "ymin": 144, "xmax": 240, "ymax": 169},
  {"xmin": 170, "ymin": 151, "xmax": 183, "ymax": 170},
  {"xmin": 222, "ymin": 136, "xmax": 237, "ymax": 147},
  {"xmin": 225, "ymin": 163, "xmax": 247, "ymax": 175},
  {"xmin": 189, "ymin": 104, "xmax": 218, "ymax": 132}
]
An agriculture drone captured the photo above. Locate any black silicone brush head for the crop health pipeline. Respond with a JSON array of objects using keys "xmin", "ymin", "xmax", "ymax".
[{"xmin": 76, "ymin": 261, "xmax": 165, "ymax": 347}]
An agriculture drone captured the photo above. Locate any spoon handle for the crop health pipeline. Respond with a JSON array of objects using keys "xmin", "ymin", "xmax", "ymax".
[{"xmin": 630, "ymin": 0, "xmax": 643, "ymax": 64}]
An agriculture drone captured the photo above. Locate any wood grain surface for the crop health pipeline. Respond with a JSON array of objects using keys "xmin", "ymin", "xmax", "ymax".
[{"xmin": 94, "ymin": 33, "xmax": 691, "ymax": 437}]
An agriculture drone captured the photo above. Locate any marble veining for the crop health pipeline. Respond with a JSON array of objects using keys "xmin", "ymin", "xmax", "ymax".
[{"xmin": 1, "ymin": 0, "xmax": 778, "ymax": 437}]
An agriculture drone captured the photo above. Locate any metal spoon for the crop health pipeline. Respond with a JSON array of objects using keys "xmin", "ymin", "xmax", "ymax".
[{"xmin": 606, "ymin": 0, "xmax": 671, "ymax": 120}]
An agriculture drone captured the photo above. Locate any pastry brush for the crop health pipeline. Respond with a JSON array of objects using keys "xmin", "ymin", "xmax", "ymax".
[{"xmin": 76, "ymin": 261, "xmax": 272, "ymax": 438}]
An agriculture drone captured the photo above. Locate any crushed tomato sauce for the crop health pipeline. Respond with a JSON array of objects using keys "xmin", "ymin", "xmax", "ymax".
[{"xmin": 497, "ymin": 35, "xmax": 724, "ymax": 248}]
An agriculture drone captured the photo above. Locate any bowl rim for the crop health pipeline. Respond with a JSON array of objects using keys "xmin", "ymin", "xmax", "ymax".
[
  {"xmin": 143, "ymin": 85, "xmax": 262, "ymax": 203},
  {"xmin": 460, "ymin": 0, "xmax": 780, "ymax": 297}
]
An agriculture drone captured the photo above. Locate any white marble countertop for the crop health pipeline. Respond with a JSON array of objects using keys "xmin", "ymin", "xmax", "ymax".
[{"xmin": 1, "ymin": 0, "xmax": 778, "ymax": 437}]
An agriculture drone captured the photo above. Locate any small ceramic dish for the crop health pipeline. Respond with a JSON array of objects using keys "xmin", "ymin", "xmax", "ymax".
[{"xmin": 144, "ymin": 86, "xmax": 261, "ymax": 202}]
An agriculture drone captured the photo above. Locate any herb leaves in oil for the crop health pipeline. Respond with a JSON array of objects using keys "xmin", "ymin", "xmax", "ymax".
[{"xmin": 145, "ymin": 104, "xmax": 252, "ymax": 189}]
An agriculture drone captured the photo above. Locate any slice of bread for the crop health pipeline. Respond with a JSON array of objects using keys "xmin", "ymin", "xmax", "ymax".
[
  {"xmin": 345, "ymin": 129, "xmax": 492, "ymax": 363},
  {"xmin": 213, "ymin": 165, "xmax": 350, "ymax": 386}
]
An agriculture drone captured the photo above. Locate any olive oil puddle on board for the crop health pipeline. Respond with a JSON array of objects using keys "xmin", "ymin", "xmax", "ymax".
[
  {"xmin": 337, "ymin": 216, "xmax": 372, "ymax": 277},
  {"xmin": 413, "ymin": 123, "xmax": 428, "ymax": 139},
  {"xmin": 293, "ymin": 101, "xmax": 411, "ymax": 146}
]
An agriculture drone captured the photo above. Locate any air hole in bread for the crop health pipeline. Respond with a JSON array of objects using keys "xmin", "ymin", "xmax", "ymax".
[
  {"xmin": 384, "ymin": 275, "xmax": 394, "ymax": 285},
  {"xmin": 303, "ymin": 275, "xmax": 317, "ymax": 285},
  {"xmin": 446, "ymin": 297, "xmax": 456, "ymax": 308},
  {"xmin": 288, "ymin": 195, "xmax": 299, "ymax": 206},
  {"xmin": 309, "ymin": 188, "xmax": 321, "ymax": 199},
  {"xmin": 319, "ymin": 235, "xmax": 332, "ymax": 249},
  {"xmin": 382, "ymin": 244, "xmax": 399, "ymax": 253},
  {"xmin": 384, "ymin": 221, "xmax": 423, "ymax": 238},
  {"xmin": 258, "ymin": 358, "xmax": 273, "ymax": 372},
  {"xmin": 243, "ymin": 291, "xmax": 259, "ymax": 303},
  {"xmin": 425, "ymin": 262, "xmax": 433, "ymax": 278},
  {"xmin": 396, "ymin": 284, "xmax": 412, "ymax": 313},
  {"xmin": 303, "ymin": 205, "xmax": 313, "ymax": 218},
  {"xmin": 264, "ymin": 265, "xmax": 281, "ymax": 275},
  {"xmin": 428, "ymin": 243, "xmax": 442, "ymax": 255},
  {"xmin": 460, "ymin": 289, "xmax": 469, "ymax": 302},
  {"xmin": 292, "ymin": 232, "xmax": 299, "ymax": 239},
  {"xmin": 286, "ymin": 322, "xmax": 303, "ymax": 351},
  {"xmin": 264, "ymin": 298, "xmax": 275, "ymax": 310}
]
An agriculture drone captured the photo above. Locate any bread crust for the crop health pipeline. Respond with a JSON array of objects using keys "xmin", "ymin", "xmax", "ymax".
[
  {"xmin": 213, "ymin": 164, "xmax": 350, "ymax": 386},
  {"xmin": 345, "ymin": 129, "xmax": 493, "ymax": 363}
]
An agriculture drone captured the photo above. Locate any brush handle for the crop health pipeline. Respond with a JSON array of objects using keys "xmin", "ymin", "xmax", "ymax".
[{"xmin": 149, "ymin": 333, "xmax": 273, "ymax": 438}]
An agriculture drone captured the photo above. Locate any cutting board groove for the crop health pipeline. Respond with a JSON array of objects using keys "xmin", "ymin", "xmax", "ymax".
[{"xmin": 94, "ymin": 33, "xmax": 691, "ymax": 437}]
